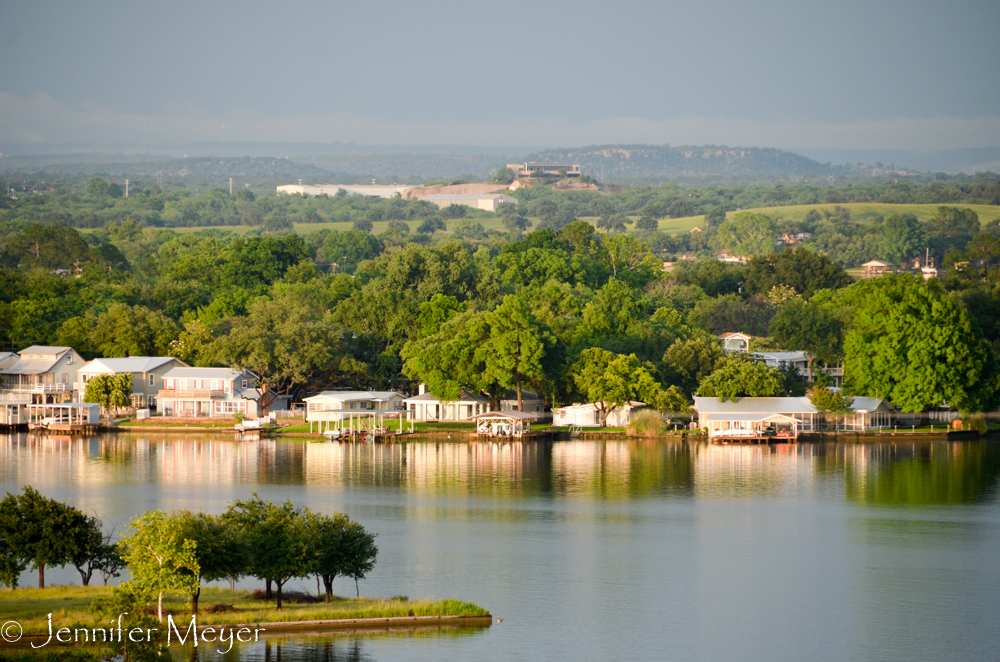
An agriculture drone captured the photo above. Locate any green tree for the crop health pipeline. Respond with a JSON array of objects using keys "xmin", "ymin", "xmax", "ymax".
[
  {"xmin": 172, "ymin": 511, "xmax": 246, "ymax": 613},
  {"xmin": 492, "ymin": 167, "xmax": 516, "ymax": 185},
  {"xmin": 927, "ymin": 207, "xmax": 980, "ymax": 257},
  {"xmin": 714, "ymin": 212, "xmax": 778, "ymax": 257},
  {"xmin": 808, "ymin": 385, "xmax": 854, "ymax": 413},
  {"xmin": 696, "ymin": 352, "xmax": 784, "ymax": 401},
  {"xmin": 117, "ymin": 509, "xmax": 200, "ymax": 622},
  {"xmin": 0, "ymin": 486, "xmax": 88, "ymax": 588},
  {"xmin": 417, "ymin": 217, "xmax": 447, "ymax": 235},
  {"xmin": 634, "ymin": 215, "xmax": 659, "ymax": 232},
  {"xmin": 571, "ymin": 348, "xmax": 688, "ymax": 426},
  {"xmin": 223, "ymin": 495, "xmax": 312, "ymax": 609},
  {"xmin": 386, "ymin": 219, "xmax": 411, "ymax": 235},
  {"xmin": 601, "ymin": 234, "xmax": 662, "ymax": 287},
  {"xmin": 69, "ymin": 514, "xmax": 105, "ymax": 586},
  {"xmin": 481, "ymin": 295, "xmax": 556, "ymax": 411},
  {"xmin": 340, "ymin": 520, "xmax": 378, "ymax": 599},
  {"xmin": 768, "ymin": 298, "xmax": 844, "ymax": 378},
  {"xmin": 83, "ymin": 373, "xmax": 133, "ymax": 417},
  {"xmin": 208, "ymin": 297, "xmax": 343, "ymax": 413},
  {"xmin": 662, "ymin": 336, "xmax": 724, "ymax": 396},
  {"xmin": 744, "ymin": 247, "xmax": 852, "ymax": 297},
  {"xmin": 353, "ymin": 218, "xmax": 374, "ymax": 233},
  {"xmin": 841, "ymin": 275, "xmax": 998, "ymax": 412},
  {"xmin": 90, "ymin": 303, "xmax": 180, "ymax": 357},
  {"xmin": 318, "ymin": 230, "xmax": 383, "ymax": 274},
  {"xmin": 879, "ymin": 213, "xmax": 924, "ymax": 264},
  {"xmin": 310, "ymin": 512, "xmax": 350, "ymax": 601}
]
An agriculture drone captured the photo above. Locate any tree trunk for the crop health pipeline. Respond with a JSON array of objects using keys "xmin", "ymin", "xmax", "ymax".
[
  {"xmin": 38, "ymin": 564, "xmax": 44, "ymax": 589},
  {"xmin": 158, "ymin": 591, "xmax": 163, "ymax": 622},
  {"xmin": 77, "ymin": 565, "xmax": 92, "ymax": 587},
  {"xmin": 355, "ymin": 578, "xmax": 360, "ymax": 599},
  {"xmin": 276, "ymin": 580, "xmax": 284, "ymax": 610},
  {"xmin": 266, "ymin": 578, "xmax": 272, "ymax": 600},
  {"xmin": 192, "ymin": 586, "xmax": 201, "ymax": 614},
  {"xmin": 322, "ymin": 574, "xmax": 335, "ymax": 602}
]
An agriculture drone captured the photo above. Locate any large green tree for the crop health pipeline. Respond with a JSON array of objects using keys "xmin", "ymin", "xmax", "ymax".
[
  {"xmin": 841, "ymin": 275, "xmax": 998, "ymax": 412},
  {"xmin": 696, "ymin": 352, "xmax": 784, "ymax": 401},
  {"xmin": 172, "ymin": 511, "xmax": 247, "ymax": 613},
  {"xmin": 744, "ymin": 247, "xmax": 852, "ymax": 298},
  {"xmin": 714, "ymin": 212, "xmax": 778, "ymax": 257},
  {"xmin": 879, "ymin": 213, "xmax": 924, "ymax": 264},
  {"xmin": 570, "ymin": 348, "xmax": 688, "ymax": 426},
  {"xmin": 768, "ymin": 298, "xmax": 844, "ymax": 378}
]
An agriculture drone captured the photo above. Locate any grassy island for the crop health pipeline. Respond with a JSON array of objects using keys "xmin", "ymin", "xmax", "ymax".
[{"xmin": 0, "ymin": 585, "xmax": 489, "ymax": 635}]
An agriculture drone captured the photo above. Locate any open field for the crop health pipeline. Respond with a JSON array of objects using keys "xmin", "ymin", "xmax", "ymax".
[
  {"xmin": 0, "ymin": 586, "xmax": 487, "ymax": 634},
  {"xmin": 76, "ymin": 202, "xmax": 1000, "ymax": 239}
]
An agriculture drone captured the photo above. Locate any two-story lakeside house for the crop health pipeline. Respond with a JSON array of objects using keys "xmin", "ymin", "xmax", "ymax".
[
  {"xmin": 0, "ymin": 346, "xmax": 85, "ymax": 403},
  {"xmin": 157, "ymin": 367, "xmax": 282, "ymax": 417},
  {"xmin": 76, "ymin": 357, "xmax": 189, "ymax": 410}
]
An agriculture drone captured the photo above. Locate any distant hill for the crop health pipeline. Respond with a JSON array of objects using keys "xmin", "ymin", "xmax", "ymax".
[{"xmin": 521, "ymin": 144, "xmax": 841, "ymax": 183}]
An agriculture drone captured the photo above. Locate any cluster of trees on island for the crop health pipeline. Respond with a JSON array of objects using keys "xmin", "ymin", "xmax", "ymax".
[
  {"xmin": 1, "ymin": 174, "xmax": 999, "ymax": 418},
  {"xmin": 0, "ymin": 487, "xmax": 378, "ymax": 614}
]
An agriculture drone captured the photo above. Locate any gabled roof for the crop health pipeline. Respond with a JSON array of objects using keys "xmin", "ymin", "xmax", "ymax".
[
  {"xmin": 0, "ymin": 352, "xmax": 16, "ymax": 367},
  {"xmin": 472, "ymin": 410, "xmax": 537, "ymax": 421},
  {"xmin": 693, "ymin": 396, "xmax": 817, "ymax": 415},
  {"xmin": 18, "ymin": 346, "xmax": 73, "ymax": 356},
  {"xmin": 304, "ymin": 391, "xmax": 403, "ymax": 402},
  {"xmin": 718, "ymin": 332, "xmax": 751, "ymax": 340},
  {"xmin": 753, "ymin": 351, "xmax": 808, "ymax": 362},
  {"xmin": 850, "ymin": 397, "xmax": 893, "ymax": 412},
  {"xmin": 862, "ymin": 260, "xmax": 894, "ymax": 267},
  {"xmin": 82, "ymin": 357, "xmax": 183, "ymax": 373}
]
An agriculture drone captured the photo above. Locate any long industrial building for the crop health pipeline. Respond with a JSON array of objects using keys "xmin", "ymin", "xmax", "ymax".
[
  {"xmin": 277, "ymin": 184, "xmax": 414, "ymax": 198},
  {"xmin": 506, "ymin": 162, "xmax": 581, "ymax": 178}
]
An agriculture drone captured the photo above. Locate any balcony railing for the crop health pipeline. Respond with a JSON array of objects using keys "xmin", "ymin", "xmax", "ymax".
[{"xmin": 158, "ymin": 389, "xmax": 225, "ymax": 399}]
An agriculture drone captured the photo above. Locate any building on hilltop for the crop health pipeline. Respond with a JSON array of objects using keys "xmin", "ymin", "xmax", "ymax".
[
  {"xmin": 506, "ymin": 162, "xmax": 581, "ymax": 178},
  {"xmin": 421, "ymin": 193, "xmax": 518, "ymax": 212},
  {"xmin": 276, "ymin": 183, "xmax": 414, "ymax": 199}
]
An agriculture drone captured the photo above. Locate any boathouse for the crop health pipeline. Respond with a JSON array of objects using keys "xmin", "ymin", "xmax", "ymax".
[
  {"xmin": 552, "ymin": 401, "xmax": 645, "ymax": 427},
  {"xmin": 473, "ymin": 411, "xmax": 537, "ymax": 439},
  {"xmin": 694, "ymin": 397, "xmax": 819, "ymax": 440}
]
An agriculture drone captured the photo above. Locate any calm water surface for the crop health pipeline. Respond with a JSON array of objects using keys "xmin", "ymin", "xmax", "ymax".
[{"xmin": 2, "ymin": 433, "xmax": 999, "ymax": 662}]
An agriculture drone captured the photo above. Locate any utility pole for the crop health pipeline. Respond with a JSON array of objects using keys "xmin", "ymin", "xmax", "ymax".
[
  {"xmin": 125, "ymin": 179, "xmax": 129, "ymax": 197},
  {"xmin": 229, "ymin": 178, "xmax": 233, "ymax": 195}
]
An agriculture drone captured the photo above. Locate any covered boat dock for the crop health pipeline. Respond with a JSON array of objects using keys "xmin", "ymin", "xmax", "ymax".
[
  {"xmin": 472, "ymin": 411, "xmax": 540, "ymax": 439},
  {"xmin": 27, "ymin": 403, "xmax": 100, "ymax": 434}
]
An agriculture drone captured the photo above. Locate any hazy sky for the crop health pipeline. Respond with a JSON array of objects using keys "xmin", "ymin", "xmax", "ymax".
[{"xmin": 2, "ymin": 0, "xmax": 998, "ymax": 151}]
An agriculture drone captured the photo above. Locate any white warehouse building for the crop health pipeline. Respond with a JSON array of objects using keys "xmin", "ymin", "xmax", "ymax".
[{"xmin": 421, "ymin": 193, "xmax": 518, "ymax": 212}]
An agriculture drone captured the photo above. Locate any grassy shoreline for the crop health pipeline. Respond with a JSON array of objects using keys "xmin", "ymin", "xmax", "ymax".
[{"xmin": 0, "ymin": 586, "xmax": 488, "ymax": 635}]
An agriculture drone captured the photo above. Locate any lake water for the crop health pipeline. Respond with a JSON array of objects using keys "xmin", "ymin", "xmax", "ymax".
[{"xmin": 2, "ymin": 432, "xmax": 1000, "ymax": 661}]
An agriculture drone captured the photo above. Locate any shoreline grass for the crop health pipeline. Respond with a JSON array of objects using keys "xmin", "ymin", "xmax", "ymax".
[{"xmin": 0, "ymin": 586, "xmax": 487, "ymax": 634}]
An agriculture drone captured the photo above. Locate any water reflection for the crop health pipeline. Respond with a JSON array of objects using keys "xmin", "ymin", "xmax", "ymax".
[{"xmin": 2, "ymin": 434, "xmax": 999, "ymax": 505}]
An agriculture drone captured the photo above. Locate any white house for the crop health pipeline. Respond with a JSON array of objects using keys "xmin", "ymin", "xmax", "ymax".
[
  {"xmin": 752, "ymin": 351, "xmax": 810, "ymax": 378},
  {"xmin": 499, "ymin": 389, "xmax": 545, "ymax": 415},
  {"xmin": 304, "ymin": 390, "xmax": 405, "ymax": 422},
  {"xmin": 77, "ymin": 357, "xmax": 188, "ymax": 410},
  {"xmin": 404, "ymin": 386, "xmax": 494, "ymax": 421},
  {"xmin": 718, "ymin": 332, "xmax": 751, "ymax": 352},
  {"xmin": 553, "ymin": 401, "xmax": 645, "ymax": 427},
  {"xmin": 0, "ymin": 346, "xmax": 85, "ymax": 403},
  {"xmin": 694, "ymin": 395, "xmax": 894, "ymax": 438},
  {"xmin": 158, "ymin": 367, "xmax": 279, "ymax": 418}
]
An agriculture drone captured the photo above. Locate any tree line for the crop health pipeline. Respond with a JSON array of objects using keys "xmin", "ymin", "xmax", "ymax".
[{"xmin": 0, "ymin": 487, "xmax": 377, "ymax": 615}]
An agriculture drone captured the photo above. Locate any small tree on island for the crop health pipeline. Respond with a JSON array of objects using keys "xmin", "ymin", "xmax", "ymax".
[
  {"xmin": 117, "ymin": 509, "xmax": 200, "ymax": 622},
  {"xmin": 173, "ymin": 511, "xmax": 247, "ymax": 613},
  {"xmin": 340, "ymin": 520, "xmax": 378, "ymax": 599},
  {"xmin": 309, "ymin": 512, "xmax": 378, "ymax": 600}
]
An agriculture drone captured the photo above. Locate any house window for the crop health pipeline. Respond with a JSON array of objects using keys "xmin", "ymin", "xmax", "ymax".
[
  {"xmin": 148, "ymin": 374, "xmax": 155, "ymax": 386},
  {"xmin": 211, "ymin": 380, "xmax": 219, "ymax": 390},
  {"xmin": 61, "ymin": 373, "xmax": 69, "ymax": 384},
  {"xmin": 224, "ymin": 381, "xmax": 231, "ymax": 393},
  {"xmin": 241, "ymin": 379, "xmax": 248, "ymax": 389},
  {"xmin": 165, "ymin": 379, "xmax": 174, "ymax": 389},
  {"xmin": 594, "ymin": 410, "xmax": 601, "ymax": 425},
  {"xmin": 67, "ymin": 355, "xmax": 72, "ymax": 365},
  {"xmin": 195, "ymin": 380, "xmax": 203, "ymax": 389},
  {"xmin": 213, "ymin": 400, "xmax": 247, "ymax": 414}
]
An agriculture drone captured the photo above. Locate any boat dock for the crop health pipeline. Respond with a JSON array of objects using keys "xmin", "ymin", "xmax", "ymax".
[{"xmin": 26, "ymin": 403, "xmax": 101, "ymax": 434}]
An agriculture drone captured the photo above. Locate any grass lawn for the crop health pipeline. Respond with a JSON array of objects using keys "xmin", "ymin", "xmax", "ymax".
[{"xmin": 0, "ymin": 586, "xmax": 487, "ymax": 634}]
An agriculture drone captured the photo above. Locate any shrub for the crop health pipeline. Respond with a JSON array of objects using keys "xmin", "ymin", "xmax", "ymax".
[{"xmin": 627, "ymin": 409, "xmax": 665, "ymax": 437}]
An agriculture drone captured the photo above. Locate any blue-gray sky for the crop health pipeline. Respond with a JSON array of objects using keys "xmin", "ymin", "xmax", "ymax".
[{"xmin": 1, "ymin": 0, "xmax": 998, "ymax": 151}]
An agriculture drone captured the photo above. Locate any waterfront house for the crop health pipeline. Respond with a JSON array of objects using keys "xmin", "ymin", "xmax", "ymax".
[
  {"xmin": 553, "ymin": 401, "xmax": 645, "ymax": 427},
  {"xmin": 718, "ymin": 332, "xmax": 751, "ymax": 352},
  {"xmin": 752, "ymin": 351, "xmax": 810, "ymax": 378},
  {"xmin": 404, "ymin": 385, "xmax": 494, "ymax": 421},
  {"xmin": 694, "ymin": 396, "xmax": 895, "ymax": 438},
  {"xmin": 0, "ymin": 346, "xmax": 85, "ymax": 403},
  {"xmin": 77, "ymin": 356, "xmax": 189, "ymax": 410},
  {"xmin": 304, "ymin": 390, "xmax": 405, "ymax": 422},
  {"xmin": 158, "ymin": 367, "xmax": 273, "ymax": 417}
]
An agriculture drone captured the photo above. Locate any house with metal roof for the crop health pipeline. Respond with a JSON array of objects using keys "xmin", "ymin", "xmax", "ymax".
[
  {"xmin": 752, "ymin": 351, "xmax": 810, "ymax": 378},
  {"xmin": 304, "ymin": 390, "xmax": 405, "ymax": 421},
  {"xmin": 158, "ymin": 367, "xmax": 275, "ymax": 418},
  {"xmin": 77, "ymin": 356, "xmax": 188, "ymax": 410},
  {"xmin": 694, "ymin": 395, "xmax": 895, "ymax": 438},
  {"xmin": 404, "ymin": 385, "xmax": 493, "ymax": 421},
  {"xmin": 0, "ymin": 346, "xmax": 85, "ymax": 403},
  {"xmin": 553, "ymin": 401, "xmax": 646, "ymax": 427}
]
